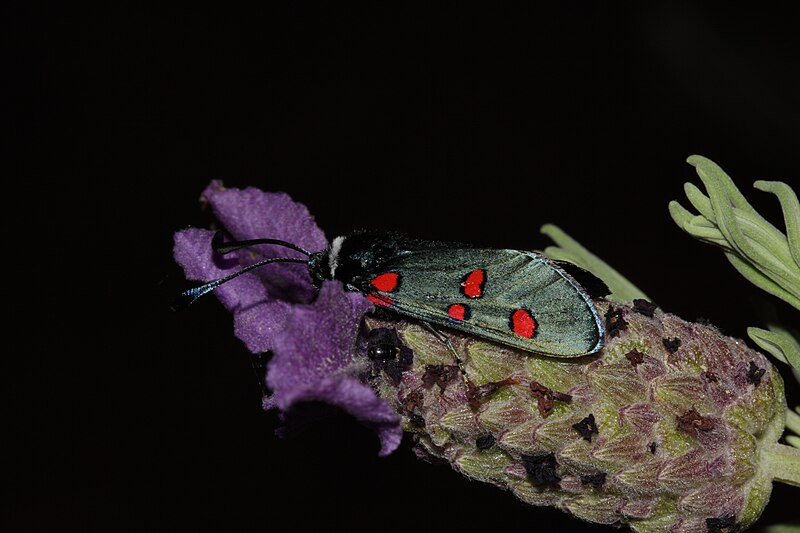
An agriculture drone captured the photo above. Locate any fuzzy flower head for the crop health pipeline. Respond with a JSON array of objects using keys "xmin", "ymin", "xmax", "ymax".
[{"xmin": 173, "ymin": 181, "xmax": 402, "ymax": 455}]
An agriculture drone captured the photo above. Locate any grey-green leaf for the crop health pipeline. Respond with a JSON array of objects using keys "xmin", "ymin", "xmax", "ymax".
[{"xmin": 748, "ymin": 327, "xmax": 800, "ymax": 369}]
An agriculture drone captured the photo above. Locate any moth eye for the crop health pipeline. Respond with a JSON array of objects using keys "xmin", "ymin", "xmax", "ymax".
[{"xmin": 368, "ymin": 344, "xmax": 400, "ymax": 361}]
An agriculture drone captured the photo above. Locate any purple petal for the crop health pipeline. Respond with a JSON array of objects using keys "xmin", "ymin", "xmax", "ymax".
[
  {"xmin": 173, "ymin": 181, "xmax": 329, "ymax": 351},
  {"xmin": 265, "ymin": 282, "xmax": 401, "ymax": 455},
  {"xmin": 202, "ymin": 179, "xmax": 328, "ymax": 261},
  {"xmin": 174, "ymin": 227, "xmax": 296, "ymax": 352},
  {"xmin": 174, "ymin": 183, "xmax": 402, "ymax": 454}
]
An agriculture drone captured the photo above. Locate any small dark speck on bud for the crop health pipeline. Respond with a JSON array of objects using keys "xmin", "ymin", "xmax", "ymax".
[
  {"xmin": 529, "ymin": 380, "xmax": 572, "ymax": 417},
  {"xmin": 422, "ymin": 364, "xmax": 460, "ymax": 391},
  {"xmin": 632, "ymin": 299, "xmax": 657, "ymax": 317},
  {"xmin": 604, "ymin": 307, "xmax": 628, "ymax": 338},
  {"xmin": 401, "ymin": 390, "xmax": 423, "ymax": 414},
  {"xmin": 580, "ymin": 472, "xmax": 607, "ymax": 489},
  {"xmin": 746, "ymin": 361, "xmax": 765, "ymax": 387},
  {"xmin": 466, "ymin": 377, "xmax": 519, "ymax": 409},
  {"xmin": 662, "ymin": 337, "xmax": 681, "ymax": 354},
  {"xmin": 409, "ymin": 413, "xmax": 426, "ymax": 428},
  {"xmin": 476, "ymin": 434, "xmax": 496, "ymax": 450},
  {"xmin": 677, "ymin": 408, "xmax": 715, "ymax": 437},
  {"xmin": 573, "ymin": 413, "xmax": 599, "ymax": 442},
  {"xmin": 706, "ymin": 515, "xmax": 740, "ymax": 533},
  {"xmin": 624, "ymin": 349, "xmax": 645, "ymax": 367},
  {"xmin": 521, "ymin": 453, "xmax": 560, "ymax": 486}
]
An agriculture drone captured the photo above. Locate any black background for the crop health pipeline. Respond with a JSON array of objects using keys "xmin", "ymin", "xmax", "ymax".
[{"xmin": 7, "ymin": 3, "xmax": 799, "ymax": 531}]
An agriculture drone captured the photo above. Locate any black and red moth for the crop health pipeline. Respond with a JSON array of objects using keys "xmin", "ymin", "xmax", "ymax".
[{"xmin": 178, "ymin": 231, "xmax": 607, "ymax": 358}]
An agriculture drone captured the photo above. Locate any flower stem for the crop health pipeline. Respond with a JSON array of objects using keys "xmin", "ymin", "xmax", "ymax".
[{"xmin": 762, "ymin": 441, "xmax": 800, "ymax": 487}]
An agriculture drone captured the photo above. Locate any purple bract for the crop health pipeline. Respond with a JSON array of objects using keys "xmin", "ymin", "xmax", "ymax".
[{"xmin": 173, "ymin": 181, "xmax": 402, "ymax": 455}]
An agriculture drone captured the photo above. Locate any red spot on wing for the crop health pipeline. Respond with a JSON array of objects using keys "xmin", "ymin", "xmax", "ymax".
[
  {"xmin": 461, "ymin": 269, "xmax": 486, "ymax": 299},
  {"xmin": 510, "ymin": 309, "xmax": 537, "ymax": 338},
  {"xmin": 370, "ymin": 272, "xmax": 400, "ymax": 293},
  {"xmin": 367, "ymin": 293, "xmax": 395, "ymax": 307},
  {"xmin": 447, "ymin": 303, "xmax": 470, "ymax": 321}
]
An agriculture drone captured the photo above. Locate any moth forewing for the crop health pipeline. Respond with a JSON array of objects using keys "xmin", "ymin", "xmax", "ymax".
[{"xmin": 358, "ymin": 247, "xmax": 605, "ymax": 358}]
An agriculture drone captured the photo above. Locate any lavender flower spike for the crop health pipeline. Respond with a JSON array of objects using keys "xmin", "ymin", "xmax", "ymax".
[{"xmin": 173, "ymin": 181, "xmax": 402, "ymax": 455}]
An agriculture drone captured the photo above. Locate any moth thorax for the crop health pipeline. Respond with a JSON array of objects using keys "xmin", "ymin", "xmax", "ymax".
[{"xmin": 327, "ymin": 236, "xmax": 346, "ymax": 279}]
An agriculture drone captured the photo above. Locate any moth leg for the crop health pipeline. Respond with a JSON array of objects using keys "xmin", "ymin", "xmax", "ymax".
[{"xmin": 420, "ymin": 321, "xmax": 470, "ymax": 382}]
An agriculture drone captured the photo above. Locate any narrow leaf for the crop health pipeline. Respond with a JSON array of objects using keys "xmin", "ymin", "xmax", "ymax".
[
  {"xmin": 754, "ymin": 180, "xmax": 800, "ymax": 269},
  {"xmin": 748, "ymin": 327, "xmax": 800, "ymax": 369}
]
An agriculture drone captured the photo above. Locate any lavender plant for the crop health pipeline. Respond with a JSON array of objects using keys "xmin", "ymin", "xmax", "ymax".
[{"xmin": 174, "ymin": 156, "xmax": 799, "ymax": 532}]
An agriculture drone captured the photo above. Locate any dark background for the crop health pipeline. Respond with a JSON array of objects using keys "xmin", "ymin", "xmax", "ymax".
[{"xmin": 7, "ymin": 3, "xmax": 799, "ymax": 531}]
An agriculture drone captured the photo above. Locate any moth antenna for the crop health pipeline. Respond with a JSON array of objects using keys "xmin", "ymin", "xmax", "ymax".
[
  {"xmin": 171, "ymin": 256, "xmax": 308, "ymax": 311},
  {"xmin": 212, "ymin": 230, "xmax": 312, "ymax": 256}
]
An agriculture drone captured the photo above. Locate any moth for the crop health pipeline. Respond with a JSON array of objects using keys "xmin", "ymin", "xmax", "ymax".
[{"xmin": 177, "ymin": 231, "xmax": 607, "ymax": 358}]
